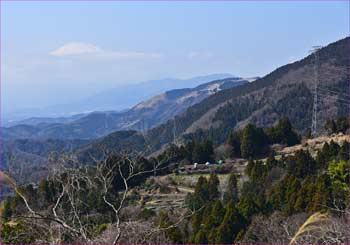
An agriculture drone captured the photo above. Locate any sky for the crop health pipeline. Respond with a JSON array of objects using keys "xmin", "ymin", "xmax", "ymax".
[{"xmin": 1, "ymin": 1, "xmax": 349, "ymax": 114}]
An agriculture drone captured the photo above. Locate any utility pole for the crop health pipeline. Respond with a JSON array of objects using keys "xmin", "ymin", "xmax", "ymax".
[{"xmin": 310, "ymin": 46, "xmax": 322, "ymax": 138}]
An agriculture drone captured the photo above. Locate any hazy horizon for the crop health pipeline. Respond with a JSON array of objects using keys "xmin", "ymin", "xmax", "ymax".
[{"xmin": 2, "ymin": 1, "xmax": 349, "ymax": 115}]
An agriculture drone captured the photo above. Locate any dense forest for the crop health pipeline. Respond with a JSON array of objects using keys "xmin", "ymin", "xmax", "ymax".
[
  {"xmin": 144, "ymin": 37, "xmax": 350, "ymax": 152},
  {"xmin": 1, "ymin": 118, "xmax": 349, "ymax": 244}
]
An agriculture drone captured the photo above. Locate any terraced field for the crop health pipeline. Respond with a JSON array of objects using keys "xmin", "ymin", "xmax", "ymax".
[
  {"xmin": 141, "ymin": 173, "xmax": 233, "ymax": 211},
  {"xmin": 138, "ymin": 134, "xmax": 349, "ymax": 212}
]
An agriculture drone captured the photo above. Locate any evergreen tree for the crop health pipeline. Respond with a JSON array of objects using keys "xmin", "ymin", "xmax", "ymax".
[
  {"xmin": 190, "ymin": 212, "xmax": 202, "ymax": 234},
  {"xmin": 310, "ymin": 174, "xmax": 332, "ymax": 212},
  {"xmin": 325, "ymin": 119, "xmax": 337, "ymax": 134},
  {"xmin": 227, "ymin": 131, "xmax": 241, "ymax": 157},
  {"xmin": 328, "ymin": 160, "xmax": 350, "ymax": 184},
  {"xmin": 245, "ymin": 159, "xmax": 255, "ymax": 177},
  {"xmin": 324, "ymin": 117, "xmax": 350, "ymax": 135},
  {"xmin": 192, "ymin": 140, "xmax": 214, "ymax": 164},
  {"xmin": 184, "ymin": 140, "xmax": 195, "ymax": 162},
  {"xmin": 186, "ymin": 176, "xmax": 209, "ymax": 210},
  {"xmin": 238, "ymin": 195, "xmax": 259, "ymax": 220},
  {"xmin": 316, "ymin": 142, "xmax": 331, "ymax": 168},
  {"xmin": 286, "ymin": 150, "xmax": 317, "ymax": 178},
  {"xmin": 266, "ymin": 154, "xmax": 278, "ymax": 170},
  {"xmin": 215, "ymin": 200, "xmax": 245, "ymax": 244},
  {"xmin": 192, "ymin": 142, "xmax": 205, "ymax": 164},
  {"xmin": 240, "ymin": 124, "xmax": 268, "ymax": 159},
  {"xmin": 250, "ymin": 160, "xmax": 268, "ymax": 181},
  {"xmin": 201, "ymin": 140, "xmax": 214, "ymax": 162},
  {"xmin": 204, "ymin": 200, "xmax": 225, "ymax": 230},
  {"xmin": 268, "ymin": 117, "xmax": 300, "ymax": 146},
  {"xmin": 338, "ymin": 141, "xmax": 350, "ymax": 161},
  {"xmin": 194, "ymin": 230, "xmax": 208, "ymax": 244},
  {"xmin": 158, "ymin": 212, "xmax": 183, "ymax": 243},
  {"xmin": 223, "ymin": 172, "xmax": 239, "ymax": 203},
  {"xmin": 336, "ymin": 117, "xmax": 350, "ymax": 134},
  {"xmin": 295, "ymin": 176, "xmax": 317, "ymax": 212},
  {"xmin": 208, "ymin": 173, "xmax": 220, "ymax": 201},
  {"xmin": 2, "ymin": 198, "xmax": 13, "ymax": 221},
  {"xmin": 331, "ymin": 179, "xmax": 348, "ymax": 211},
  {"xmin": 240, "ymin": 124, "xmax": 256, "ymax": 159},
  {"xmin": 284, "ymin": 175, "xmax": 301, "ymax": 214},
  {"xmin": 329, "ymin": 140, "xmax": 340, "ymax": 157}
]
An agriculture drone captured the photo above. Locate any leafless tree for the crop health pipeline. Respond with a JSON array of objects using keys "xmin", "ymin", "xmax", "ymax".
[
  {"xmin": 239, "ymin": 211, "xmax": 309, "ymax": 244},
  {"xmin": 289, "ymin": 211, "xmax": 350, "ymax": 244},
  {"xmin": 94, "ymin": 221, "xmax": 171, "ymax": 244},
  {"xmin": 2, "ymin": 144, "xmax": 188, "ymax": 244}
]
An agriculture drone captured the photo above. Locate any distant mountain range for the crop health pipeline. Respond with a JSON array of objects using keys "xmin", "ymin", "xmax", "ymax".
[
  {"xmin": 3, "ymin": 37, "xmax": 349, "ymax": 182},
  {"xmin": 3, "ymin": 76, "xmax": 252, "ymax": 140},
  {"xmin": 4, "ymin": 73, "xmax": 234, "ymax": 124},
  {"xmin": 4, "ymin": 114, "xmax": 87, "ymax": 127}
]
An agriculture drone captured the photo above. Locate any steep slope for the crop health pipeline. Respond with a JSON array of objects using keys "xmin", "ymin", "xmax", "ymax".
[
  {"xmin": 3, "ymin": 77, "xmax": 248, "ymax": 140},
  {"xmin": 143, "ymin": 37, "xmax": 349, "ymax": 149},
  {"xmin": 114, "ymin": 77, "xmax": 250, "ymax": 131}
]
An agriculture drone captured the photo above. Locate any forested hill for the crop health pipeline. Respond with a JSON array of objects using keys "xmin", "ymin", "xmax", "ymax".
[
  {"xmin": 2, "ymin": 77, "xmax": 247, "ymax": 141},
  {"xmin": 143, "ymin": 37, "xmax": 349, "ymax": 150}
]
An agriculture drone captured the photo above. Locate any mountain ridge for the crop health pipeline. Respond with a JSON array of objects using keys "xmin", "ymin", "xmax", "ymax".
[
  {"xmin": 2, "ymin": 76, "xmax": 249, "ymax": 140},
  {"xmin": 4, "ymin": 73, "xmax": 234, "ymax": 123},
  {"xmin": 141, "ymin": 37, "xmax": 350, "ymax": 151}
]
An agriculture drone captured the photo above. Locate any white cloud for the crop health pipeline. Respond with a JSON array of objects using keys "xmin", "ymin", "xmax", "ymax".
[
  {"xmin": 50, "ymin": 42, "xmax": 162, "ymax": 60},
  {"xmin": 50, "ymin": 42, "xmax": 101, "ymax": 56}
]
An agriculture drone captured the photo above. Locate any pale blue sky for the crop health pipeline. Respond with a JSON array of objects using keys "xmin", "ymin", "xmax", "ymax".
[{"xmin": 1, "ymin": 1, "xmax": 349, "ymax": 113}]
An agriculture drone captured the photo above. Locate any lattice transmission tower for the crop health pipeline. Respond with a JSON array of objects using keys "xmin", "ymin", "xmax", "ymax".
[{"xmin": 310, "ymin": 46, "xmax": 322, "ymax": 138}]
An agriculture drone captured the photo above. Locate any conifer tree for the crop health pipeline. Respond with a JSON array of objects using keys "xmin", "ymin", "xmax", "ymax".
[
  {"xmin": 204, "ymin": 200, "xmax": 225, "ymax": 230},
  {"xmin": 240, "ymin": 124, "xmax": 268, "ymax": 158},
  {"xmin": 208, "ymin": 173, "xmax": 220, "ymax": 201},
  {"xmin": 338, "ymin": 141, "xmax": 350, "ymax": 161},
  {"xmin": 223, "ymin": 172, "xmax": 239, "ymax": 203},
  {"xmin": 227, "ymin": 131, "xmax": 241, "ymax": 157},
  {"xmin": 266, "ymin": 154, "xmax": 278, "ymax": 170},
  {"xmin": 215, "ymin": 200, "xmax": 245, "ymax": 244},
  {"xmin": 158, "ymin": 211, "xmax": 183, "ymax": 243},
  {"xmin": 267, "ymin": 118, "xmax": 299, "ymax": 146},
  {"xmin": 329, "ymin": 140, "xmax": 340, "ymax": 158},
  {"xmin": 310, "ymin": 174, "xmax": 332, "ymax": 212},
  {"xmin": 194, "ymin": 230, "xmax": 208, "ymax": 244},
  {"xmin": 240, "ymin": 124, "xmax": 256, "ymax": 159},
  {"xmin": 2, "ymin": 198, "xmax": 13, "ymax": 221},
  {"xmin": 287, "ymin": 150, "xmax": 317, "ymax": 178}
]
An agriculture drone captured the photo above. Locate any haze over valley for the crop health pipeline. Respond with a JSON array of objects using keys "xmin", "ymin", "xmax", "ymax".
[{"xmin": 1, "ymin": 1, "xmax": 349, "ymax": 245}]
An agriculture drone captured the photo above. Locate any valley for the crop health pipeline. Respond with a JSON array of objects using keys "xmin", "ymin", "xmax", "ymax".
[{"xmin": 1, "ymin": 36, "xmax": 349, "ymax": 244}]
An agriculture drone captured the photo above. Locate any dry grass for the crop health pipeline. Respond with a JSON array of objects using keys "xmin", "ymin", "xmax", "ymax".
[
  {"xmin": 279, "ymin": 133, "xmax": 350, "ymax": 157},
  {"xmin": 289, "ymin": 212, "xmax": 330, "ymax": 244}
]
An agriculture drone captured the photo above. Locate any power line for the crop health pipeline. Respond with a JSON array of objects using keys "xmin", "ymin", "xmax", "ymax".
[
  {"xmin": 317, "ymin": 90, "xmax": 350, "ymax": 103},
  {"xmin": 319, "ymin": 96, "xmax": 350, "ymax": 104},
  {"xmin": 317, "ymin": 87, "xmax": 350, "ymax": 99}
]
